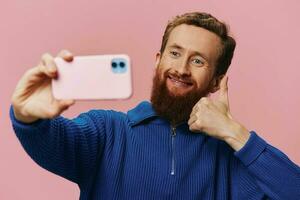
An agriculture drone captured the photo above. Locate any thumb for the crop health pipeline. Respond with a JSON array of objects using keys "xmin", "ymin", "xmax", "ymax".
[
  {"xmin": 218, "ymin": 75, "xmax": 229, "ymax": 107},
  {"xmin": 52, "ymin": 99, "xmax": 75, "ymax": 116},
  {"xmin": 58, "ymin": 99, "xmax": 75, "ymax": 110}
]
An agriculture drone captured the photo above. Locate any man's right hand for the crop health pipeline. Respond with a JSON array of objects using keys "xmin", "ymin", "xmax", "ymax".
[{"xmin": 11, "ymin": 50, "xmax": 75, "ymax": 123}]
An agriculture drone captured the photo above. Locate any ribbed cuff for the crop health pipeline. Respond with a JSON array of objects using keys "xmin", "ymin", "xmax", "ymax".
[
  {"xmin": 9, "ymin": 105, "xmax": 49, "ymax": 130},
  {"xmin": 234, "ymin": 131, "xmax": 267, "ymax": 166}
]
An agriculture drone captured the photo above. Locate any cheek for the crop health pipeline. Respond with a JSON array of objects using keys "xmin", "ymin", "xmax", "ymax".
[
  {"xmin": 192, "ymin": 70, "xmax": 213, "ymax": 89},
  {"xmin": 156, "ymin": 66, "xmax": 168, "ymax": 81},
  {"xmin": 157, "ymin": 60, "xmax": 171, "ymax": 77},
  {"xmin": 160, "ymin": 55, "xmax": 177, "ymax": 69}
]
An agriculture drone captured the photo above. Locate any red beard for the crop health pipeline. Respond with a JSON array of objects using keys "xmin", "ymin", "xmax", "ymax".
[{"xmin": 150, "ymin": 68, "xmax": 211, "ymax": 126}]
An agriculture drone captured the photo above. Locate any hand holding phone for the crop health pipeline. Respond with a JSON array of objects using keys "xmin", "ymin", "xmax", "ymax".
[
  {"xmin": 52, "ymin": 54, "xmax": 132, "ymax": 100},
  {"xmin": 11, "ymin": 50, "xmax": 75, "ymax": 123}
]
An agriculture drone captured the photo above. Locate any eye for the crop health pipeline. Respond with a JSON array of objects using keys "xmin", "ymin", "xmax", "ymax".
[
  {"xmin": 191, "ymin": 58, "xmax": 204, "ymax": 66},
  {"xmin": 170, "ymin": 51, "xmax": 180, "ymax": 57}
]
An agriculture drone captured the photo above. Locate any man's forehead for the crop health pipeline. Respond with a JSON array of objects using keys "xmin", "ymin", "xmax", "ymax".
[{"xmin": 166, "ymin": 24, "xmax": 221, "ymax": 61}]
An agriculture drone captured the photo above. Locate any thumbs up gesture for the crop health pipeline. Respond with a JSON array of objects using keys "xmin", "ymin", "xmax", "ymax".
[{"xmin": 188, "ymin": 75, "xmax": 250, "ymax": 151}]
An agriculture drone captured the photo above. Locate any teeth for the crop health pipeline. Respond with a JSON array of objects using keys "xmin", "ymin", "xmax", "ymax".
[
  {"xmin": 172, "ymin": 77, "xmax": 187, "ymax": 84},
  {"xmin": 175, "ymin": 80, "xmax": 187, "ymax": 85},
  {"xmin": 169, "ymin": 77, "xmax": 190, "ymax": 86}
]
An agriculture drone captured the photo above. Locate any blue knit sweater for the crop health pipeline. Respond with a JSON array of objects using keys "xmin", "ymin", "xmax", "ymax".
[{"xmin": 10, "ymin": 101, "xmax": 300, "ymax": 199}]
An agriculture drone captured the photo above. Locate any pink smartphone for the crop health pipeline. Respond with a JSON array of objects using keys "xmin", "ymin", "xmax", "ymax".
[{"xmin": 52, "ymin": 54, "xmax": 132, "ymax": 100}]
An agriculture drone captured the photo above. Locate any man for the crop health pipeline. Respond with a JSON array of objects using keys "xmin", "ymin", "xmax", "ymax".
[{"xmin": 10, "ymin": 12, "xmax": 300, "ymax": 199}]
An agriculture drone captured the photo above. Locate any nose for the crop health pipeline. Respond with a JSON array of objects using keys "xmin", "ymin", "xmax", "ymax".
[{"xmin": 175, "ymin": 56, "xmax": 191, "ymax": 76}]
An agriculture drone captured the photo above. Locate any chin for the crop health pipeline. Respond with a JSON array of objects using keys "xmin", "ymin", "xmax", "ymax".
[{"xmin": 167, "ymin": 88, "xmax": 192, "ymax": 97}]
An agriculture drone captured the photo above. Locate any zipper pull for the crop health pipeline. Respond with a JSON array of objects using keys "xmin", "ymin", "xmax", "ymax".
[
  {"xmin": 171, "ymin": 127, "xmax": 176, "ymax": 137},
  {"xmin": 170, "ymin": 126, "xmax": 176, "ymax": 175}
]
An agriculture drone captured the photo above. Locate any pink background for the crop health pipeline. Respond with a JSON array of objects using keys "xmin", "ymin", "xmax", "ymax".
[{"xmin": 1, "ymin": 0, "xmax": 300, "ymax": 199}]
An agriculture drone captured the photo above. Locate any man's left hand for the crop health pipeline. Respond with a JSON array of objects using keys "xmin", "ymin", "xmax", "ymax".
[{"xmin": 188, "ymin": 75, "xmax": 251, "ymax": 151}]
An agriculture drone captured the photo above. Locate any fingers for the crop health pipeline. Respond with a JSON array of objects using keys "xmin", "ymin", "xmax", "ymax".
[
  {"xmin": 188, "ymin": 114, "xmax": 204, "ymax": 133},
  {"xmin": 190, "ymin": 97, "xmax": 210, "ymax": 116},
  {"xmin": 25, "ymin": 54, "xmax": 57, "ymax": 80},
  {"xmin": 188, "ymin": 114, "xmax": 197, "ymax": 126},
  {"xmin": 57, "ymin": 49, "xmax": 73, "ymax": 62},
  {"xmin": 40, "ymin": 53, "xmax": 58, "ymax": 78},
  {"xmin": 31, "ymin": 50, "xmax": 73, "ymax": 77},
  {"xmin": 32, "ymin": 50, "xmax": 73, "ymax": 79}
]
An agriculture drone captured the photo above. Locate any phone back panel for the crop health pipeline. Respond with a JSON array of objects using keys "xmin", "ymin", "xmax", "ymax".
[{"xmin": 52, "ymin": 54, "xmax": 132, "ymax": 100}]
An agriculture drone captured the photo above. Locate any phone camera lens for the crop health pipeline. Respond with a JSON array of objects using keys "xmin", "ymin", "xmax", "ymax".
[
  {"xmin": 119, "ymin": 62, "xmax": 125, "ymax": 68},
  {"xmin": 112, "ymin": 62, "xmax": 117, "ymax": 68}
]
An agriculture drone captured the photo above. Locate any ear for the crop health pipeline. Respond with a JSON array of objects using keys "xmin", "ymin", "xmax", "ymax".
[
  {"xmin": 209, "ymin": 74, "xmax": 225, "ymax": 93},
  {"xmin": 155, "ymin": 52, "xmax": 161, "ymax": 69}
]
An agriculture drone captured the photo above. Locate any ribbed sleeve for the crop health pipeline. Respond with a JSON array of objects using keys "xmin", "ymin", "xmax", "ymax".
[
  {"xmin": 9, "ymin": 105, "xmax": 106, "ymax": 186},
  {"xmin": 235, "ymin": 131, "xmax": 300, "ymax": 199}
]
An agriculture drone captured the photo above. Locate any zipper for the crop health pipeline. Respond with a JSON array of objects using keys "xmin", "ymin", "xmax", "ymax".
[{"xmin": 170, "ymin": 126, "xmax": 176, "ymax": 175}]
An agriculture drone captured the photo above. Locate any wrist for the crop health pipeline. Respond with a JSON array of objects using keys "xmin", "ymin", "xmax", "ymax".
[
  {"xmin": 13, "ymin": 107, "xmax": 39, "ymax": 124},
  {"xmin": 224, "ymin": 120, "xmax": 251, "ymax": 151}
]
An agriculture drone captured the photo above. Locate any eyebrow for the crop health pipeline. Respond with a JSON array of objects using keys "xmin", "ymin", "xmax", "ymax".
[{"xmin": 168, "ymin": 43, "xmax": 209, "ymax": 61}]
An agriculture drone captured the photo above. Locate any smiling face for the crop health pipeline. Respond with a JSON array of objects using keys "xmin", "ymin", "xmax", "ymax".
[
  {"xmin": 156, "ymin": 24, "xmax": 223, "ymax": 96},
  {"xmin": 150, "ymin": 24, "xmax": 224, "ymax": 125}
]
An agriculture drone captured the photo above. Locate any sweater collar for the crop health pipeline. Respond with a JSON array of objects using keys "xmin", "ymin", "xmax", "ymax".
[
  {"xmin": 127, "ymin": 101, "xmax": 161, "ymax": 126},
  {"xmin": 127, "ymin": 101, "xmax": 192, "ymax": 130}
]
